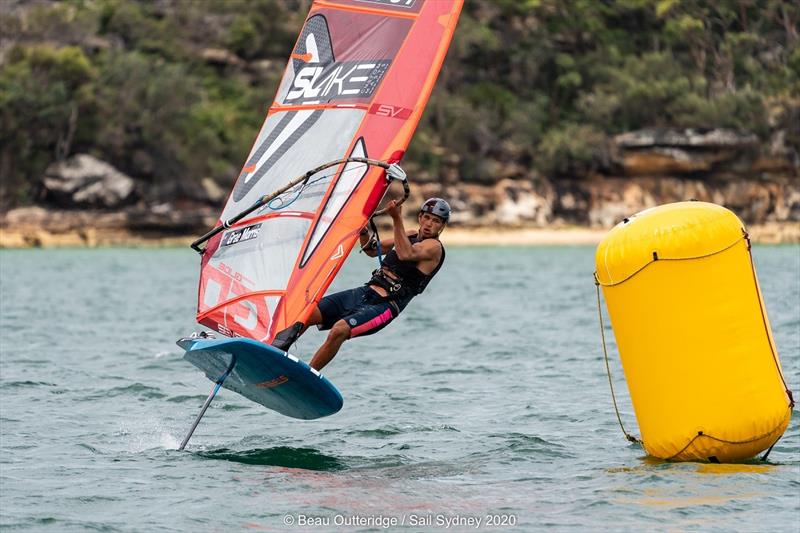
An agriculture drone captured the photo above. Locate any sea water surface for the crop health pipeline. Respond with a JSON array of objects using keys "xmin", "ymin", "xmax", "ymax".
[{"xmin": 1, "ymin": 245, "xmax": 798, "ymax": 532}]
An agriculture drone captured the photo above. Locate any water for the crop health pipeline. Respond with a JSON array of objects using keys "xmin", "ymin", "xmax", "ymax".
[{"xmin": 1, "ymin": 245, "xmax": 798, "ymax": 532}]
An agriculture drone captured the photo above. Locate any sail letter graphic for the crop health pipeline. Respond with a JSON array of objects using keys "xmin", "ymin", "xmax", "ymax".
[{"xmin": 196, "ymin": 0, "xmax": 463, "ymax": 342}]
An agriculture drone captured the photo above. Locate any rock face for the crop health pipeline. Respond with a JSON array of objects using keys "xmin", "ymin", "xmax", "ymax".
[
  {"xmin": 412, "ymin": 128, "xmax": 798, "ymax": 230},
  {"xmin": 0, "ymin": 204, "xmax": 218, "ymax": 247},
  {"xmin": 493, "ymin": 178, "xmax": 553, "ymax": 225},
  {"xmin": 575, "ymin": 176, "xmax": 800, "ymax": 228},
  {"xmin": 614, "ymin": 128, "xmax": 760, "ymax": 149},
  {"xmin": 613, "ymin": 128, "xmax": 761, "ymax": 176},
  {"xmin": 3, "ymin": 127, "xmax": 796, "ymax": 246},
  {"xmin": 42, "ymin": 154, "xmax": 136, "ymax": 208}
]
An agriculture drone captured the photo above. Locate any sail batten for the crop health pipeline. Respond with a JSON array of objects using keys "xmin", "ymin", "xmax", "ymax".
[{"xmin": 196, "ymin": 0, "xmax": 463, "ymax": 342}]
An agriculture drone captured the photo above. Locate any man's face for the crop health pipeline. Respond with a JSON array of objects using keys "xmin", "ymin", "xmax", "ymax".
[{"xmin": 418, "ymin": 212, "xmax": 446, "ymax": 238}]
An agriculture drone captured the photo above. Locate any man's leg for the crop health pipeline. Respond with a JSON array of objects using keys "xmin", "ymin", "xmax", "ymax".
[
  {"xmin": 309, "ymin": 297, "xmax": 397, "ymax": 370},
  {"xmin": 309, "ymin": 319, "xmax": 351, "ymax": 370}
]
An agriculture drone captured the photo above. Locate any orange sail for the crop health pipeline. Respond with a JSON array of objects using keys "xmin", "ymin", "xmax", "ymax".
[{"xmin": 196, "ymin": 0, "xmax": 463, "ymax": 342}]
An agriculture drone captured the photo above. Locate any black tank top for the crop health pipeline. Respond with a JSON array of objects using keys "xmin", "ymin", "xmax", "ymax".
[{"xmin": 373, "ymin": 235, "xmax": 445, "ymax": 296}]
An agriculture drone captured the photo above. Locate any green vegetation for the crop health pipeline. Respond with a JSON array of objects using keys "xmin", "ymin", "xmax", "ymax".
[{"xmin": 1, "ymin": 0, "xmax": 797, "ymax": 206}]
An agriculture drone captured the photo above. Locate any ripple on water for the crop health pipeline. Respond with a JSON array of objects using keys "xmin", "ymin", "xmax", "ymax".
[
  {"xmin": 484, "ymin": 432, "xmax": 573, "ymax": 461},
  {"xmin": 82, "ymin": 383, "xmax": 167, "ymax": 401},
  {"xmin": 0, "ymin": 380, "xmax": 57, "ymax": 389},
  {"xmin": 197, "ymin": 446, "xmax": 346, "ymax": 470},
  {"xmin": 345, "ymin": 426, "xmax": 406, "ymax": 438}
]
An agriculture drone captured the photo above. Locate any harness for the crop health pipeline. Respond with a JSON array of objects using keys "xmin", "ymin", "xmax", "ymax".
[
  {"xmin": 367, "ymin": 235, "xmax": 445, "ymax": 299},
  {"xmin": 369, "ymin": 268, "xmax": 405, "ymax": 295}
]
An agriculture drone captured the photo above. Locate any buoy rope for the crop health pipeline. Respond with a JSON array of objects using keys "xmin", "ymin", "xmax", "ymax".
[
  {"xmin": 595, "ymin": 281, "xmax": 642, "ymax": 445},
  {"xmin": 664, "ymin": 406, "xmax": 793, "ymax": 461},
  {"xmin": 761, "ymin": 440, "xmax": 778, "ymax": 462},
  {"xmin": 595, "ymin": 233, "xmax": 746, "ymax": 287},
  {"xmin": 743, "ymin": 231, "xmax": 795, "ymax": 410}
]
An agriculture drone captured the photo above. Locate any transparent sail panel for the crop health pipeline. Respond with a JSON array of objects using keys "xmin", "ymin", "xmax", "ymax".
[
  {"xmin": 302, "ymin": 139, "xmax": 369, "ymax": 265},
  {"xmin": 221, "ymin": 110, "xmax": 364, "ymax": 221}
]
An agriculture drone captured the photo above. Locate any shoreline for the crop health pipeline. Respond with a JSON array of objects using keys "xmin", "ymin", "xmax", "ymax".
[{"xmin": 1, "ymin": 222, "xmax": 797, "ymax": 249}]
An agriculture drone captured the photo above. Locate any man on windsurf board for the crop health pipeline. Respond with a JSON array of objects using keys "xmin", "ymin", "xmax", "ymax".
[{"xmin": 272, "ymin": 190, "xmax": 449, "ymax": 370}]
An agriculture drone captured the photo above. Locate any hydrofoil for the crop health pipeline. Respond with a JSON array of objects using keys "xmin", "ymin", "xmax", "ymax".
[{"xmin": 176, "ymin": 335, "xmax": 342, "ymax": 450}]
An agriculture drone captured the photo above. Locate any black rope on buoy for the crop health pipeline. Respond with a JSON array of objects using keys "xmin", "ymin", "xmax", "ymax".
[
  {"xmin": 663, "ymin": 409, "xmax": 793, "ymax": 461},
  {"xmin": 761, "ymin": 440, "xmax": 778, "ymax": 462},
  {"xmin": 595, "ymin": 234, "xmax": 746, "ymax": 288},
  {"xmin": 595, "ymin": 278, "xmax": 642, "ymax": 445},
  {"xmin": 743, "ymin": 230, "xmax": 795, "ymax": 410}
]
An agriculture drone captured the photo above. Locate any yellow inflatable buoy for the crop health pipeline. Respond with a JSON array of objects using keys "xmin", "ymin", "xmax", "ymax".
[{"xmin": 594, "ymin": 201, "xmax": 793, "ymax": 462}]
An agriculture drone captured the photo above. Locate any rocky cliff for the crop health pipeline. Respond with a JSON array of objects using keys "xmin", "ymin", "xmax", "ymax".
[
  {"xmin": 416, "ymin": 128, "xmax": 797, "ymax": 225},
  {"xmin": 2, "ymin": 128, "xmax": 797, "ymax": 247}
]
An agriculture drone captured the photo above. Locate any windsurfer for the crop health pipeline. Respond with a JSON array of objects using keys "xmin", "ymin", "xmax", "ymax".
[{"xmin": 272, "ymin": 193, "xmax": 450, "ymax": 370}]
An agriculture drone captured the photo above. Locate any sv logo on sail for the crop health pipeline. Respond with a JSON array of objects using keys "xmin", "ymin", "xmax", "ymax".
[{"xmin": 285, "ymin": 60, "xmax": 391, "ymax": 104}]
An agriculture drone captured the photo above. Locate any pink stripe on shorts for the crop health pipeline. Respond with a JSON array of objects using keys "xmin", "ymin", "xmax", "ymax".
[{"xmin": 350, "ymin": 308, "xmax": 393, "ymax": 337}]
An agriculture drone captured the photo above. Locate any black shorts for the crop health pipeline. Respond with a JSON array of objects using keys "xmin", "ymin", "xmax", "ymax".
[{"xmin": 318, "ymin": 286, "xmax": 404, "ymax": 338}]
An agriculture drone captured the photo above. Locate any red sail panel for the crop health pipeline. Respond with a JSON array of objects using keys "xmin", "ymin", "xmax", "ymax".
[{"xmin": 196, "ymin": 0, "xmax": 463, "ymax": 341}]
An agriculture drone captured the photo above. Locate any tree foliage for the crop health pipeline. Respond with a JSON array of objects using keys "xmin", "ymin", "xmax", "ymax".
[{"xmin": 0, "ymin": 0, "xmax": 797, "ymax": 207}]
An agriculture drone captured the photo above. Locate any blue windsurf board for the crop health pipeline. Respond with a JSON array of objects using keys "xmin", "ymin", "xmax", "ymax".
[{"xmin": 177, "ymin": 336, "xmax": 343, "ymax": 420}]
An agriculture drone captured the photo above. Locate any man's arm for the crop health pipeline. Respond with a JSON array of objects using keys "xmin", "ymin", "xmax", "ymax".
[
  {"xmin": 358, "ymin": 227, "xmax": 376, "ymax": 256},
  {"xmin": 359, "ymin": 227, "xmax": 401, "ymax": 258},
  {"xmin": 386, "ymin": 200, "xmax": 439, "ymax": 262}
]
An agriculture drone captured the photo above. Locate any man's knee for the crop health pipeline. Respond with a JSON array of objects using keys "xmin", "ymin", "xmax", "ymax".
[{"xmin": 329, "ymin": 320, "xmax": 351, "ymax": 341}]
